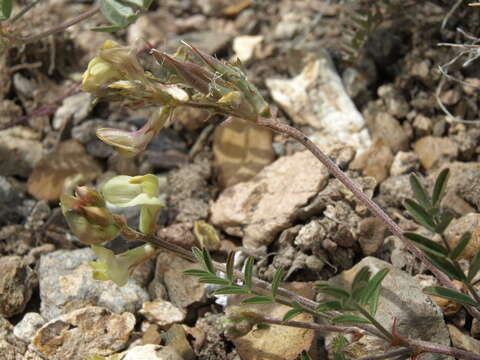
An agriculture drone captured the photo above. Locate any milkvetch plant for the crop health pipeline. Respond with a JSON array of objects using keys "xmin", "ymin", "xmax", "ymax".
[{"xmin": 57, "ymin": 42, "xmax": 480, "ymax": 360}]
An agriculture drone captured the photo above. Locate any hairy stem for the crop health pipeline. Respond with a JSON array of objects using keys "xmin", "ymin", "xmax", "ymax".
[
  {"xmin": 258, "ymin": 316, "xmax": 364, "ymax": 335},
  {"xmin": 408, "ymin": 338, "xmax": 480, "ymax": 360},
  {"xmin": 256, "ymin": 117, "xmax": 480, "ymax": 320},
  {"xmin": 15, "ymin": 4, "xmax": 100, "ymax": 44}
]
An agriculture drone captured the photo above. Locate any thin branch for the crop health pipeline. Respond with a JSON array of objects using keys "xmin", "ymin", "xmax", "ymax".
[
  {"xmin": 258, "ymin": 316, "xmax": 364, "ymax": 336},
  {"xmin": 408, "ymin": 338, "xmax": 480, "ymax": 360},
  {"xmin": 255, "ymin": 117, "xmax": 480, "ymax": 321},
  {"xmin": 15, "ymin": 4, "xmax": 100, "ymax": 45}
]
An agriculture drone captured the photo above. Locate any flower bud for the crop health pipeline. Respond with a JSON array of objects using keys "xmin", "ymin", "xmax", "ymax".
[
  {"xmin": 90, "ymin": 243, "xmax": 158, "ymax": 286},
  {"xmin": 60, "ymin": 187, "xmax": 120, "ymax": 244},
  {"xmin": 101, "ymin": 174, "xmax": 165, "ymax": 234},
  {"xmin": 96, "ymin": 106, "xmax": 172, "ymax": 157}
]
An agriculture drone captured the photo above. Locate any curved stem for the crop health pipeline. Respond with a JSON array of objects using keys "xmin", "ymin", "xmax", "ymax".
[
  {"xmin": 408, "ymin": 338, "xmax": 480, "ymax": 360},
  {"xmin": 15, "ymin": 4, "xmax": 100, "ymax": 45},
  {"xmin": 256, "ymin": 117, "xmax": 480, "ymax": 321},
  {"xmin": 258, "ymin": 316, "xmax": 364, "ymax": 335}
]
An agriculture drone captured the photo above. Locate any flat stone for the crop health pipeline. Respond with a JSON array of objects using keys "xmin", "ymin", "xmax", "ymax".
[
  {"xmin": 414, "ymin": 136, "xmax": 458, "ymax": 170},
  {"xmin": 448, "ymin": 324, "xmax": 480, "ymax": 354},
  {"xmin": 325, "ymin": 257, "xmax": 450, "ymax": 360},
  {"xmin": 266, "ymin": 51, "xmax": 371, "ymax": 151},
  {"xmin": 0, "ymin": 256, "xmax": 37, "ymax": 318},
  {"xmin": 13, "ymin": 313, "xmax": 46, "ymax": 343},
  {"xmin": 140, "ymin": 300, "xmax": 185, "ymax": 326},
  {"xmin": 233, "ymin": 35, "xmax": 263, "ymax": 62},
  {"xmin": 119, "ymin": 344, "xmax": 183, "ymax": 360},
  {"xmin": 151, "ymin": 252, "xmax": 205, "ymax": 309},
  {"xmin": 38, "ymin": 248, "xmax": 149, "ymax": 321},
  {"xmin": 0, "ymin": 126, "xmax": 42, "ymax": 177},
  {"xmin": 350, "ymin": 140, "xmax": 393, "ymax": 183},
  {"xmin": 32, "ymin": 306, "xmax": 135, "ymax": 360},
  {"xmin": 53, "ymin": 92, "xmax": 92, "ymax": 130},
  {"xmin": 445, "ymin": 214, "xmax": 480, "ymax": 261},
  {"xmin": 211, "ymin": 150, "xmax": 329, "ymax": 248}
]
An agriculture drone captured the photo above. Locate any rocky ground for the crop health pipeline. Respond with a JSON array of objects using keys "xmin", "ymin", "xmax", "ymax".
[{"xmin": 1, "ymin": 0, "xmax": 480, "ymax": 359}]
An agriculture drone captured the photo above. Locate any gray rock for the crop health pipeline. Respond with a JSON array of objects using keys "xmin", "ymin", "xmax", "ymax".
[
  {"xmin": 168, "ymin": 157, "xmax": 212, "ymax": 223},
  {"xmin": 432, "ymin": 162, "xmax": 480, "ymax": 215},
  {"xmin": 151, "ymin": 253, "xmax": 206, "ymax": 309},
  {"xmin": 414, "ymin": 136, "xmax": 458, "ymax": 170},
  {"xmin": 357, "ymin": 217, "xmax": 388, "ymax": 256},
  {"xmin": 0, "ymin": 127, "xmax": 42, "ymax": 177},
  {"xmin": 13, "ymin": 313, "xmax": 46, "ymax": 343},
  {"xmin": 448, "ymin": 324, "xmax": 480, "ymax": 354},
  {"xmin": 140, "ymin": 300, "xmax": 185, "ymax": 326},
  {"xmin": 390, "ymin": 151, "xmax": 420, "ymax": 176},
  {"xmin": 53, "ymin": 92, "xmax": 92, "ymax": 130},
  {"xmin": 371, "ymin": 112, "xmax": 409, "ymax": 153},
  {"xmin": 120, "ymin": 344, "xmax": 183, "ymax": 360},
  {"xmin": 211, "ymin": 150, "xmax": 329, "ymax": 248},
  {"xmin": 32, "ymin": 306, "xmax": 135, "ymax": 360},
  {"xmin": 0, "ymin": 176, "xmax": 24, "ymax": 224},
  {"xmin": 325, "ymin": 257, "xmax": 450, "ymax": 360},
  {"xmin": 266, "ymin": 51, "xmax": 371, "ymax": 151},
  {"xmin": 0, "ymin": 256, "xmax": 37, "ymax": 318},
  {"xmin": 377, "ymin": 84, "xmax": 410, "ymax": 118},
  {"xmin": 38, "ymin": 248, "xmax": 149, "ymax": 320},
  {"xmin": 413, "ymin": 114, "xmax": 433, "ymax": 137},
  {"xmin": 175, "ymin": 31, "xmax": 231, "ymax": 55},
  {"xmin": 378, "ymin": 174, "xmax": 413, "ymax": 208}
]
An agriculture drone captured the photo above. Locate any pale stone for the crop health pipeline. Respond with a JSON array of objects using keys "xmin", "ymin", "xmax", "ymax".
[
  {"xmin": 211, "ymin": 150, "xmax": 329, "ymax": 248},
  {"xmin": 32, "ymin": 306, "xmax": 135, "ymax": 360},
  {"xmin": 13, "ymin": 313, "xmax": 45, "ymax": 343},
  {"xmin": 233, "ymin": 35, "xmax": 263, "ymax": 62},
  {"xmin": 414, "ymin": 136, "xmax": 458, "ymax": 170},
  {"xmin": 140, "ymin": 300, "xmax": 185, "ymax": 326},
  {"xmin": 120, "ymin": 344, "xmax": 183, "ymax": 360},
  {"xmin": 266, "ymin": 51, "xmax": 371, "ymax": 151}
]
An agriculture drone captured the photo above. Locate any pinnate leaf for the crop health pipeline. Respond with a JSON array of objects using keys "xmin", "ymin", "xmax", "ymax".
[
  {"xmin": 424, "ymin": 286, "xmax": 477, "ymax": 307},
  {"xmin": 432, "ymin": 168, "xmax": 450, "ymax": 207}
]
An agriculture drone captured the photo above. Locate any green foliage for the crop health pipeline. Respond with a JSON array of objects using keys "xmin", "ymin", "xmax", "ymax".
[
  {"xmin": 0, "ymin": 0, "xmax": 13, "ymax": 21},
  {"xmin": 331, "ymin": 335, "xmax": 348, "ymax": 360},
  {"xmin": 424, "ymin": 286, "xmax": 477, "ymax": 307},
  {"xmin": 406, "ymin": 169, "xmax": 480, "ymax": 308},
  {"xmin": 315, "ymin": 267, "xmax": 390, "ymax": 325},
  {"xmin": 95, "ymin": 0, "xmax": 152, "ymax": 32}
]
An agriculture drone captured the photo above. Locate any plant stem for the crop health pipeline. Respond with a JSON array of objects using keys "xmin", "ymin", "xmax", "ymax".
[
  {"xmin": 10, "ymin": 0, "xmax": 41, "ymax": 24},
  {"xmin": 256, "ymin": 116, "xmax": 480, "ymax": 320},
  {"xmin": 408, "ymin": 338, "xmax": 480, "ymax": 360},
  {"xmin": 466, "ymin": 283, "xmax": 480, "ymax": 306},
  {"xmin": 353, "ymin": 303, "xmax": 393, "ymax": 342},
  {"xmin": 257, "ymin": 316, "xmax": 364, "ymax": 336},
  {"xmin": 15, "ymin": 4, "xmax": 100, "ymax": 45}
]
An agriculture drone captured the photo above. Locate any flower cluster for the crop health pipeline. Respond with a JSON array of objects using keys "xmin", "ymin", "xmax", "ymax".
[
  {"xmin": 81, "ymin": 40, "xmax": 271, "ymax": 157},
  {"xmin": 60, "ymin": 174, "xmax": 165, "ymax": 286}
]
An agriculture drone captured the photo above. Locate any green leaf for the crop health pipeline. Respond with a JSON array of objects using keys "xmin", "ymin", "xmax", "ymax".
[
  {"xmin": 271, "ymin": 267, "xmax": 285, "ymax": 298},
  {"xmin": 91, "ymin": 24, "xmax": 125, "ymax": 32},
  {"xmin": 192, "ymin": 247, "xmax": 205, "ymax": 268},
  {"xmin": 435, "ymin": 211, "xmax": 454, "ymax": 234},
  {"xmin": 199, "ymin": 276, "xmax": 230, "ymax": 285},
  {"xmin": 332, "ymin": 314, "xmax": 371, "ymax": 325},
  {"xmin": 0, "ymin": 0, "xmax": 13, "ymax": 20},
  {"xmin": 468, "ymin": 252, "xmax": 480, "ymax": 281},
  {"xmin": 214, "ymin": 286, "xmax": 250, "ymax": 295},
  {"xmin": 450, "ymin": 232, "xmax": 471, "ymax": 260},
  {"xmin": 351, "ymin": 267, "xmax": 371, "ymax": 300},
  {"xmin": 426, "ymin": 252, "xmax": 466, "ymax": 281},
  {"xmin": 424, "ymin": 286, "xmax": 477, "ymax": 307},
  {"xmin": 202, "ymin": 247, "xmax": 215, "ymax": 274},
  {"xmin": 404, "ymin": 199, "xmax": 436, "ymax": 233},
  {"xmin": 404, "ymin": 232, "xmax": 448, "ymax": 257},
  {"xmin": 300, "ymin": 351, "xmax": 313, "ymax": 360},
  {"xmin": 226, "ymin": 250, "xmax": 235, "ymax": 283},
  {"xmin": 100, "ymin": 0, "xmax": 136, "ymax": 27},
  {"xmin": 316, "ymin": 282, "xmax": 351, "ymax": 300},
  {"xmin": 183, "ymin": 269, "xmax": 212, "ymax": 277},
  {"xmin": 409, "ymin": 174, "xmax": 431, "ymax": 210},
  {"xmin": 359, "ymin": 268, "xmax": 389, "ymax": 307},
  {"xmin": 242, "ymin": 296, "xmax": 274, "ymax": 304},
  {"xmin": 432, "ymin": 168, "xmax": 450, "ymax": 207},
  {"xmin": 244, "ymin": 256, "xmax": 254, "ymax": 291},
  {"xmin": 283, "ymin": 308, "xmax": 304, "ymax": 321},
  {"xmin": 315, "ymin": 301, "xmax": 344, "ymax": 312},
  {"xmin": 368, "ymin": 285, "xmax": 381, "ymax": 315}
]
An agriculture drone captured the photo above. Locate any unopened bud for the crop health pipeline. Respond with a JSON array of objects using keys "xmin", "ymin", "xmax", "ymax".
[{"xmin": 60, "ymin": 187, "xmax": 119, "ymax": 244}]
